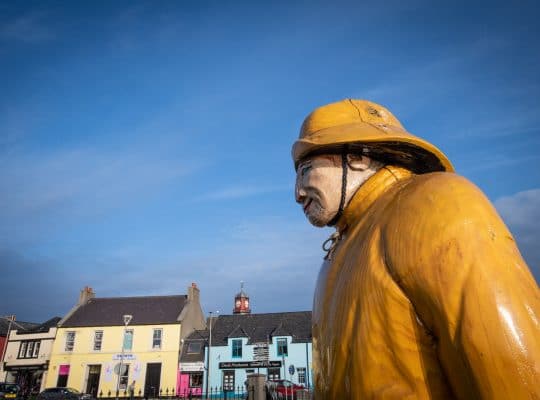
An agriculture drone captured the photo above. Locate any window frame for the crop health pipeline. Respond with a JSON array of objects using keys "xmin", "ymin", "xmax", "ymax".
[
  {"xmin": 189, "ymin": 372, "xmax": 203, "ymax": 388},
  {"xmin": 297, "ymin": 367, "xmax": 306, "ymax": 384},
  {"xmin": 65, "ymin": 331, "xmax": 76, "ymax": 352},
  {"xmin": 276, "ymin": 338, "xmax": 288, "ymax": 357},
  {"xmin": 231, "ymin": 339, "xmax": 242, "ymax": 358},
  {"xmin": 123, "ymin": 329, "xmax": 134, "ymax": 351},
  {"xmin": 17, "ymin": 340, "xmax": 40, "ymax": 359},
  {"xmin": 186, "ymin": 342, "xmax": 201, "ymax": 354},
  {"xmin": 93, "ymin": 330, "xmax": 103, "ymax": 351},
  {"xmin": 119, "ymin": 364, "xmax": 130, "ymax": 390},
  {"xmin": 152, "ymin": 328, "xmax": 162, "ymax": 350}
]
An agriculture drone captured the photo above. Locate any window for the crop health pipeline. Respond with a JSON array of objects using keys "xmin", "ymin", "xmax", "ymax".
[
  {"xmin": 297, "ymin": 367, "xmax": 306, "ymax": 384},
  {"xmin": 93, "ymin": 331, "xmax": 103, "ymax": 351},
  {"xmin": 119, "ymin": 364, "xmax": 130, "ymax": 390},
  {"xmin": 267, "ymin": 368, "xmax": 280, "ymax": 381},
  {"xmin": 65, "ymin": 331, "xmax": 76, "ymax": 352},
  {"xmin": 123, "ymin": 330, "xmax": 133, "ymax": 351},
  {"xmin": 276, "ymin": 338, "xmax": 288, "ymax": 357},
  {"xmin": 152, "ymin": 329, "xmax": 162, "ymax": 349},
  {"xmin": 232, "ymin": 339, "xmax": 242, "ymax": 358},
  {"xmin": 18, "ymin": 341, "xmax": 40, "ymax": 359},
  {"xmin": 222, "ymin": 370, "xmax": 235, "ymax": 392},
  {"xmin": 189, "ymin": 372, "xmax": 203, "ymax": 388},
  {"xmin": 187, "ymin": 342, "xmax": 201, "ymax": 353}
]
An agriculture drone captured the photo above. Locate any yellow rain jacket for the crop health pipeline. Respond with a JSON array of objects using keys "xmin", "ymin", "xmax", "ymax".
[{"xmin": 312, "ymin": 165, "xmax": 540, "ymax": 399}]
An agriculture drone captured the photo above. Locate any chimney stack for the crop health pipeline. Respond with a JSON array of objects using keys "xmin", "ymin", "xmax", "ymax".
[
  {"xmin": 78, "ymin": 286, "xmax": 95, "ymax": 305},
  {"xmin": 188, "ymin": 282, "xmax": 200, "ymax": 303}
]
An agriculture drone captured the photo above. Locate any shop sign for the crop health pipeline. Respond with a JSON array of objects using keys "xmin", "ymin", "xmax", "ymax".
[{"xmin": 219, "ymin": 361, "xmax": 281, "ymax": 369}]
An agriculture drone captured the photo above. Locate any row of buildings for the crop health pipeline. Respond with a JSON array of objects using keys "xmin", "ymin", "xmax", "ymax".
[{"xmin": 1, "ymin": 283, "xmax": 312, "ymax": 398}]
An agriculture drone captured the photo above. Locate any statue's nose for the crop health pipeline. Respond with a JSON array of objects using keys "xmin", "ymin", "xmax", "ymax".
[{"xmin": 295, "ymin": 185, "xmax": 306, "ymax": 204}]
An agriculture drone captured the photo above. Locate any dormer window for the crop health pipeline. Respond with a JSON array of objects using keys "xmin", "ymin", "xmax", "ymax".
[
  {"xmin": 232, "ymin": 339, "xmax": 242, "ymax": 358},
  {"xmin": 276, "ymin": 338, "xmax": 288, "ymax": 357}
]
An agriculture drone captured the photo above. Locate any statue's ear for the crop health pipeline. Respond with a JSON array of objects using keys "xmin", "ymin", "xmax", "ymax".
[{"xmin": 347, "ymin": 154, "xmax": 371, "ymax": 171}]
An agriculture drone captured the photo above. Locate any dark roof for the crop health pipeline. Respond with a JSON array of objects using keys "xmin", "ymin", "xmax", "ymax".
[
  {"xmin": 26, "ymin": 317, "xmax": 61, "ymax": 333},
  {"xmin": 62, "ymin": 295, "xmax": 187, "ymax": 327},
  {"xmin": 180, "ymin": 330, "xmax": 207, "ymax": 363},
  {"xmin": 0, "ymin": 318, "xmax": 39, "ymax": 336},
  {"xmin": 208, "ymin": 312, "xmax": 311, "ymax": 346}
]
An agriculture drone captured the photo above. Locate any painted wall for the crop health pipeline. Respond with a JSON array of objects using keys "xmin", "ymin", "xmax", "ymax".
[
  {"xmin": 3, "ymin": 327, "xmax": 58, "ymax": 392},
  {"xmin": 205, "ymin": 336, "xmax": 312, "ymax": 393},
  {"xmin": 46, "ymin": 324, "xmax": 182, "ymax": 396}
]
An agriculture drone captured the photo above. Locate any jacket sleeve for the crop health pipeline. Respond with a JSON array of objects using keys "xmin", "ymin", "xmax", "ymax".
[{"xmin": 385, "ymin": 173, "xmax": 540, "ymax": 399}]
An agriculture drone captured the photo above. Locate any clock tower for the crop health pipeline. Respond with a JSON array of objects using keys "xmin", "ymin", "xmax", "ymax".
[{"xmin": 233, "ymin": 281, "xmax": 251, "ymax": 314}]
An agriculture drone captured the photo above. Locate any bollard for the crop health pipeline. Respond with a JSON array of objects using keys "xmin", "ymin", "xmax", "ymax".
[{"xmin": 246, "ymin": 374, "xmax": 266, "ymax": 400}]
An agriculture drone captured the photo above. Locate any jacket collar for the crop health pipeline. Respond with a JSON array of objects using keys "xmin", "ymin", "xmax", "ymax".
[{"xmin": 336, "ymin": 165, "xmax": 412, "ymax": 232}]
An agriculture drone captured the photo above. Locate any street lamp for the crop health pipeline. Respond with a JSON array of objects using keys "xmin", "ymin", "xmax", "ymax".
[
  {"xmin": 205, "ymin": 311, "xmax": 219, "ymax": 399},
  {"xmin": 116, "ymin": 314, "xmax": 133, "ymax": 400}
]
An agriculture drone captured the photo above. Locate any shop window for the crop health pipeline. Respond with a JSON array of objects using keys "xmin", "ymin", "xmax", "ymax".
[
  {"xmin": 189, "ymin": 372, "xmax": 203, "ymax": 388},
  {"xmin": 119, "ymin": 364, "xmax": 130, "ymax": 390},
  {"xmin": 93, "ymin": 331, "xmax": 103, "ymax": 351},
  {"xmin": 123, "ymin": 330, "xmax": 133, "ymax": 351},
  {"xmin": 297, "ymin": 367, "xmax": 306, "ymax": 384},
  {"xmin": 65, "ymin": 332, "xmax": 76, "ymax": 352},
  {"xmin": 232, "ymin": 339, "xmax": 242, "ymax": 358},
  {"xmin": 267, "ymin": 368, "xmax": 280, "ymax": 381},
  {"xmin": 276, "ymin": 338, "xmax": 288, "ymax": 357},
  {"xmin": 222, "ymin": 370, "xmax": 235, "ymax": 392},
  {"xmin": 152, "ymin": 329, "xmax": 162, "ymax": 349}
]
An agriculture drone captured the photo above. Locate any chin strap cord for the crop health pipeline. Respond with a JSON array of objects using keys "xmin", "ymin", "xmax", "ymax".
[
  {"xmin": 327, "ymin": 150, "xmax": 348, "ymax": 227},
  {"xmin": 322, "ymin": 230, "xmax": 342, "ymax": 260}
]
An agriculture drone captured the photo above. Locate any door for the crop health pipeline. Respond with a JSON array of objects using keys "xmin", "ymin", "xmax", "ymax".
[
  {"xmin": 86, "ymin": 365, "xmax": 101, "ymax": 397},
  {"xmin": 144, "ymin": 363, "xmax": 161, "ymax": 399}
]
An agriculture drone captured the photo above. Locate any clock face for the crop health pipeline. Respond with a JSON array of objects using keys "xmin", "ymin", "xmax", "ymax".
[
  {"xmin": 235, "ymin": 300, "xmax": 241, "ymax": 307},
  {"xmin": 245, "ymin": 300, "xmax": 249, "ymax": 307}
]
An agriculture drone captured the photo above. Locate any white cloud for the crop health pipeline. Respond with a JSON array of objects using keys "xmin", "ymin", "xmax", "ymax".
[
  {"xmin": 197, "ymin": 184, "xmax": 290, "ymax": 201},
  {"xmin": 495, "ymin": 189, "xmax": 540, "ymax": 280}
]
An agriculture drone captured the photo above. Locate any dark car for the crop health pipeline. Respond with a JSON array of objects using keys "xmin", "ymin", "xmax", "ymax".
[
  {"xmin": 36, "ymin": 388, "xmax": 93, "ymax": 400},
  {"xmin": 267, "ymin": 380, "xmax": 306, "ymax": 400},
  {"xmin": 0, "ymin": 383, "xmax": 22, "ymax": 400}
]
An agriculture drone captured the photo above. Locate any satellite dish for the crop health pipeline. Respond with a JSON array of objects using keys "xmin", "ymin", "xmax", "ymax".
[{"xmin": 114, "ymin": 363, "xmax": 128, "ymax": 375}]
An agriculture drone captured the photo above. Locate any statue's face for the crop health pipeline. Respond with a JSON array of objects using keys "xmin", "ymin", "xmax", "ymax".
[{"xmin": 295, "ymin": 155, "xmax": 343, "ymax": 227}]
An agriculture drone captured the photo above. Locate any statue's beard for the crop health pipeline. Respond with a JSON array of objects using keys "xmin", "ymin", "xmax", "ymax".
[{"xmin": 306, "ymin": 200, "xmax": 338, "ymax": 227}]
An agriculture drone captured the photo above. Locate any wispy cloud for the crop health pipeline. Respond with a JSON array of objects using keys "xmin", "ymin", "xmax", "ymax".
[
  {"xmin": 0, "ymin": 11, "xmax": 54, "ymax": 43},
  {"xmin": 495, "ymin": 189, "xmax": 540, "ymax": 280},
  {"xmin": 197, "ymin": 184, "xmax": 290, "ymax": 201}
]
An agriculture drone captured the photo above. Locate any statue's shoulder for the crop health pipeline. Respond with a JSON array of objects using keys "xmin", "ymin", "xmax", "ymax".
[{"xmin": 391, "ymin": 171, "xmax": 490, "ymax": 214}]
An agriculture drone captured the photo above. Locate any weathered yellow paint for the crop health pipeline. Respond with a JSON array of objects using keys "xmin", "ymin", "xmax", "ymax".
[
  {"xmin": 292, "ymin": 98, "xmax": 454, "ymax": 172},
  {"xmin": 46, "ymin": 324, "xmax": 181, "ymax": 396}
]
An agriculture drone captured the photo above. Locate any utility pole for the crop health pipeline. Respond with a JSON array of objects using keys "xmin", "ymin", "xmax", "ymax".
[{"xmin": 115, "ymin": 314, "xmax": 132, "ymax": 400}]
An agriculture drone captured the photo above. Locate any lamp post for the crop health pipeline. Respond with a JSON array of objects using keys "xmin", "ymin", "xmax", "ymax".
[
  {"xmin": 116, "ymin": 314, "xmax": 132, "ymax": 400},
  {"xmin": 0, "ymin": 315, "xmax": 15, "ymax": 381},
  {"xmin": 205, "ymin": 311, "xmax": 219, "ymax": 399}
]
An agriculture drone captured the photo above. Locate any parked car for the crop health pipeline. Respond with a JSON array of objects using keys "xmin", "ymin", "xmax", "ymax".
[
  {"xmin": 0, "ymin": 383, "xmax": 22, "ymax": 400},
  {"xmin": 267, "ymin": 380, "xmax": 306, "ymax": 400},
  {"xmin": 37, "ymin": 388, "xmax": 93, "ymax": 400}
]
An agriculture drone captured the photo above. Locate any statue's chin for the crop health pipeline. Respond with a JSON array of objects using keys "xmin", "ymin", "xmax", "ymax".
[{"xmin": 307, "ymin": 209, "xmax": 336, "ymax": 228}]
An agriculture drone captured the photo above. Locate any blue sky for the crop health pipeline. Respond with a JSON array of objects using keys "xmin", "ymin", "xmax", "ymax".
[{"xmin": 1, "ymin": 0, "xmax": 539, "ymax": 323}]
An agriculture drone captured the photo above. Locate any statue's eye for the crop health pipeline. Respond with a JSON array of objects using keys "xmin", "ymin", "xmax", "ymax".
[{"xmin": 301, "ymin": 165, "xmax": 312, "ymax": 176}]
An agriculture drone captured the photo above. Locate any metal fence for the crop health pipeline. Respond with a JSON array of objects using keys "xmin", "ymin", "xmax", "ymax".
[{"xmin": 96, "ymin": 385, "xmax": 312, "ymax": 400}]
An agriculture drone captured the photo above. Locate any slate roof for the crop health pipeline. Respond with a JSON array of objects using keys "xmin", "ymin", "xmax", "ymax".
[
  {"xmin": 26, "ymin": 317, "xmax": 61, "ymax": 333},
  {"xmin": 0, "ymin": 318, "xmax": 39, "ymax": 335},
  {"xmin": 208, "ymin": 311, "xmax": 311, "ymax": 346},
  {"xmin": 61, "ymin": 295, "xmax": 187, "ymax": 327},
  {"xmin": 180, "ymin": 330, "xmax": 207, "ymax": 363}
]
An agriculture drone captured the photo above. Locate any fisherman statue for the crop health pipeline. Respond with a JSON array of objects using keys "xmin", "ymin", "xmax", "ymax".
[{"xmin": 292, "ymin": 99, "xmax": 539, "ymax": 399}]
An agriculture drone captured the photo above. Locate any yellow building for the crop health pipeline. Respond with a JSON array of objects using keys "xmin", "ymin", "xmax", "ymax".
[{"xmin": 46, "ymin": 284, "xmax": 205, "ymax": 398}]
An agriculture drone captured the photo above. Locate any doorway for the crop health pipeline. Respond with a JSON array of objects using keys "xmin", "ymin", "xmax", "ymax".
[
  {"xmin": 85, "ymin": 365, "xmax": 101, "ymax": 397},
  {"xmin": 144, "ymin": 363, "xmax": 161, "ymax": 399}
]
